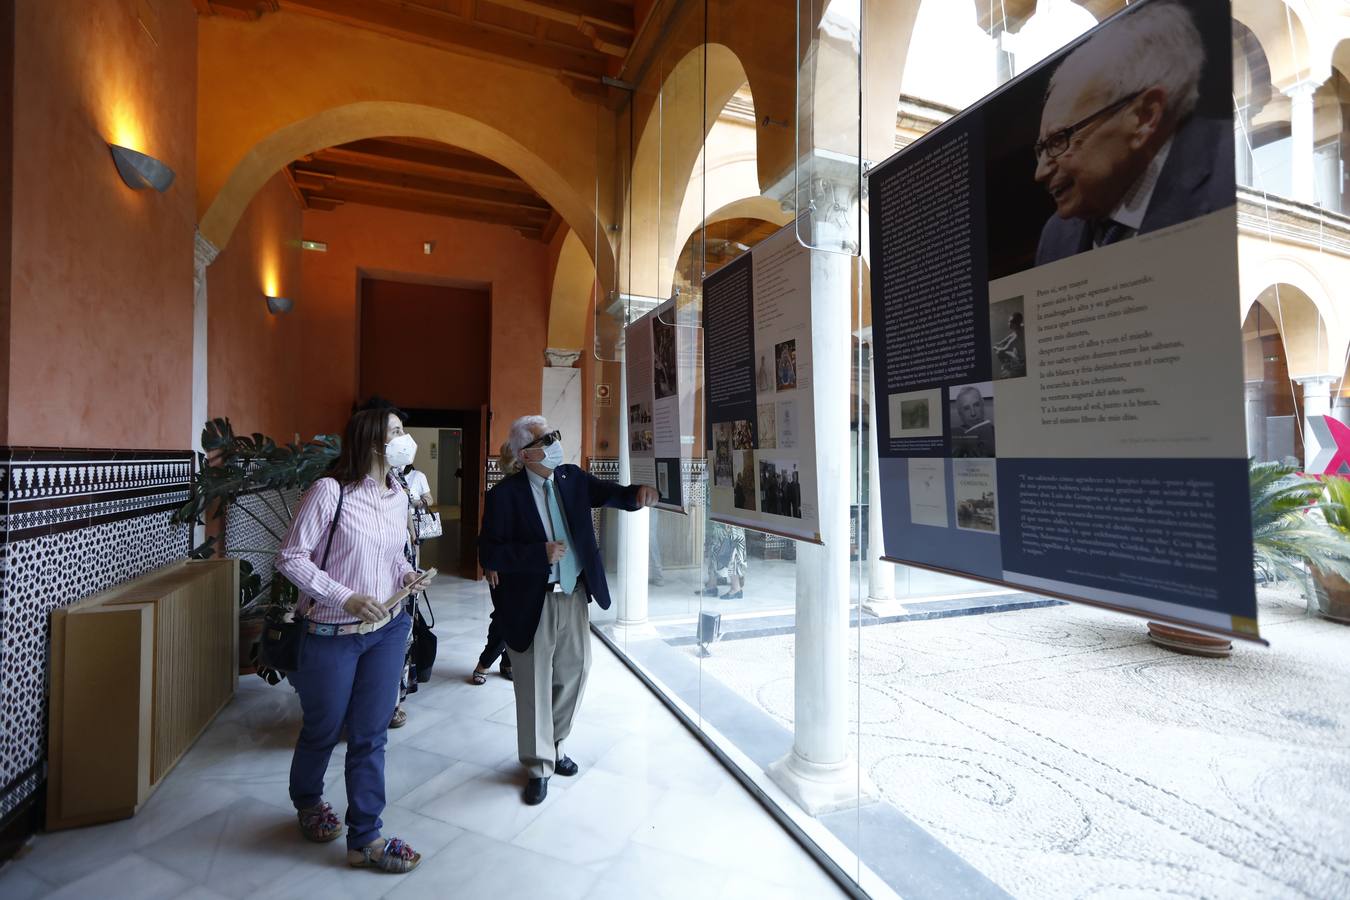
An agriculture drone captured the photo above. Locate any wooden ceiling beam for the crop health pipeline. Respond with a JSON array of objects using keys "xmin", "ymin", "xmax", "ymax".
[
  {"xmin": 483, "ymin": 0, "xmax": 633, "ymax": 35},
  {"xmin": 311, "ymin": 143, "xmax": 531, "ymax": 191},
  {"xmin": 279, "ymin": 0, "xmax": 610, "ymax": 82},
  {"xmin": 196, "ymin": 0, "xmax": 280, "ymax": 19},
  {"xmin": 304, "ymin": 186, "xmax": 546, "ymax": 237},
  {"xmin": 294, "ymin": 162, "xmax": 551, "ymax": 212}
]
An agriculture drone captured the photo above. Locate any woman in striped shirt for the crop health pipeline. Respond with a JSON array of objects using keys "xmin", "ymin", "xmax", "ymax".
[{"xmin": 277, "ymin": 407, "xmax": 433, "ymax": 874}]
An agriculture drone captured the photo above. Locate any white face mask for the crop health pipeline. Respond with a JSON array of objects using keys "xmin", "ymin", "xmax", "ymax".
[
  {"xmin": 541, "ymin": 440, "xmax": 564, "ymax": 470},
  {"xmin": 385, "ymin": 433, "xmax": 417, "ymax": 469}
]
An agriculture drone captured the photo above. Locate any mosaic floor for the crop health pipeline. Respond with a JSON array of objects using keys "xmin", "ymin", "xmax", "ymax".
[{"xmin": 691, "ymin": 583, "xmax": 1350, "ymax": 899}]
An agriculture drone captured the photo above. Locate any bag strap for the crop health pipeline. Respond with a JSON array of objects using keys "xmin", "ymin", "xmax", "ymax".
[
  {"xmin": 416, "ymin": 590, "xmax": 435, "ymax": 628},
  {"xmin": 297, "ymin": 478, "xmax": 345, "ymax": 621},
  {"xmin": 320, "ymin": 477, "xmax": 346, "ymax": 569}
]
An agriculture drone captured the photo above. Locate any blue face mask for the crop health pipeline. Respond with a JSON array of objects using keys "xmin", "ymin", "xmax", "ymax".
[{"xmin": 541, "ymin": 440, "xmax": 564, "ymax": 470}]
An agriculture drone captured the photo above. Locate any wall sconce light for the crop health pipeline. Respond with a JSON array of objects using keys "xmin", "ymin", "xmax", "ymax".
[
  {"xmin": 109, "ymin": 145, "xmax": 175, "ymax": 192},
  {"xmin": 265, "ymin": 295, "xmax": 293, "ymax": 315}
]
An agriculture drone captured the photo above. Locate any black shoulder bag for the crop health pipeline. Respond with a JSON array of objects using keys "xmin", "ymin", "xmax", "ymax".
[
  {"xmin": 258, "ymin": 479, "xmax": 345, "ymax": 674},
  {"xmin": 412, "ymin": 593, "xmax": 437, "ymax": 683}
]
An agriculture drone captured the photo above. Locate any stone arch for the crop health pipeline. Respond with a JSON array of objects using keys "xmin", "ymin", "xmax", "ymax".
[
  {"xmin": 623, "ymin": 44, "xmax": 752, "ymax": 301},
  {"xmin": 1232, "ymin": 0, "xmax": 1325, "ymax": 89},
  {"xmin": 1245, "ymin": 279, "xmax": 1335, "ymax": 379},
  {"xmin": 548, "ymin": 229, "xmax": 597, "ymax": 352},
  {"xmin": 899, "ymin": 0, "xmax": 998, "ymax": 112},
  {"xmin": 198, "ymin": 101, "xmax": 614, "ymax": 280}
]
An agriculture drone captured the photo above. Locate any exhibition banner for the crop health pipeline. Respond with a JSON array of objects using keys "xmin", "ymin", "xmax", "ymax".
[
  {"xmin": 703, "ymin": 222, "xmax": 821, "ymax": 542},
  {"xmin": 867, "ymin": 0, "xmax": 1260, "ymax": 640},
  {"xmin": 624, "ymin": 299, "xmax": 686, "ymax": 512}
]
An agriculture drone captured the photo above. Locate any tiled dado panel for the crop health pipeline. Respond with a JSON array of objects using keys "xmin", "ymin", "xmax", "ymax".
[
  {"xmin": 224, "ymin": 487, "xmax": 300, "ymax": 594},
  {"xmin": 0, "ymin": 448, "xmax": 193, "ymax": 824}
]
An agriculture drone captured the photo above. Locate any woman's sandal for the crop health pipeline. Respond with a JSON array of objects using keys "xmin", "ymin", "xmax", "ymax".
[
  {"xmin": 389, "ymin": 706, "xmax": 407, "ymax": 729},
  {"xmin": 348, "ymin": 836, "xmax": 421, "ymax": 873},
  {"xmin": 470, "ymin": 669, "xmax": 487, "ymax": 685},
  {"xmin": 297, "ymin": 800, "xmax": 343, "ymax": 843},
  {"xmin": 500, "ymin": 660, "xmax": 513, "ymax": 681}
]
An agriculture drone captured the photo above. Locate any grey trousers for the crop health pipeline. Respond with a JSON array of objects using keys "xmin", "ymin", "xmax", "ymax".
[{"xmin": 511, "ymin": 585, "xmax": 591, "ymax": 778}]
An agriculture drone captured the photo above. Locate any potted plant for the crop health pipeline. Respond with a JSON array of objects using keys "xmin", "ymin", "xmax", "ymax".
[
  {"xmin": 1149, "ymin": 459, "xmax": 1350, "ymax": 655},
  {"xmin": 174, "ymin": 418, "xmax": 339, "ymax": 674},
  {"xmin": 1310, "ymin": 473, "xmax": 1350, "ymax": 623}
]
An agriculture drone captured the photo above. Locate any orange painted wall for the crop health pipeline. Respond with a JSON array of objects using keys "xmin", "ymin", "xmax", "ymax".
[
  {"xmin": 359, "ymin": 280, "xmax": 490, "ymax": 412},
  {"xmin": 206, "ymin": 172, "xmax": 303, "ymax": 441},
  {"xmin": 298, "ymin": 204, "xmax": 550, "ymax": 447},
  {"xmin": 8, "ymin": 0, "xmax": 196, "ymax": 449},
  {"xmin": 0, "ymin": 1, "xmax": 13, "ymax": 445}
]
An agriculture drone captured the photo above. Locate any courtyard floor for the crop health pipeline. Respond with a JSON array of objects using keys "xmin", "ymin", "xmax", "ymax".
[{"xmin": 677, "ymin": 581, "xmax": 1350, "ymax": 898}]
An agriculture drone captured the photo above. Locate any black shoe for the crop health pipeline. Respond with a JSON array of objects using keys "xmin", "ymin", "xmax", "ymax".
[
  {"xmin": 554, "ymin": 756, "xmax": 579, "ymax": 777},
  {"xmin": 694, "ymin": 587, "xmax": 718, "ymax": 596},
  {"xmin": 719, "ymin": 590, "xmax": 744, "ymax": 600},
  {"xmin": 523, "ymin": 777, "xmax": 549, "ymax": 805}
]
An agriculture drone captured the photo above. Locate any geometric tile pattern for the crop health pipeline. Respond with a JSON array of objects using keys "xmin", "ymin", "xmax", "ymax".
[
  {"xmin": 0, "ymin": 448, "xmax": 191, "ymax": 828},
  {"xmin": 223, "ymin": 488, "xmax": 299, "ymax": 594}
]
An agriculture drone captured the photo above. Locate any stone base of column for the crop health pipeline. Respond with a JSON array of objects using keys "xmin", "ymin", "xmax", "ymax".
[
  {"xmin": 862, "ymin": 596, "xmax": 907, "ymax": 618},
  {"xmin": 608, "ymin": 620, "xmax": 660, "ymax": 644},
  {"xmin": 768, "ymin": 749, "xmax": 878, "ymax": 816}
]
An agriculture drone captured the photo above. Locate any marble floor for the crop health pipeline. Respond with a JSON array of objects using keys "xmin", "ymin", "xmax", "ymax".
[{"xmin": 0, "ymin": 577, "xmax": 846, "ymax": 900}]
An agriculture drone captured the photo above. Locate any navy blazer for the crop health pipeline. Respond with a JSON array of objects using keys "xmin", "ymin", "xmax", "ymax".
[
  {"xmin": 1035, "ymin": 116, "xmax": 1235, "ymax": 267},
  {"xmin": 479, "ymin": 464, "xmax": 641, "ymax": 652}
]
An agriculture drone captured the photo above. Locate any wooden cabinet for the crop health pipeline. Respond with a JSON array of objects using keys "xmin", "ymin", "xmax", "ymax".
[{"xmin": 46, "ymin": 559, "xmax": 238, "ymax": 830}]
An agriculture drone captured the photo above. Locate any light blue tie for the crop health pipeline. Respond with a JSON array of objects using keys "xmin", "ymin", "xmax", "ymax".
[{"xmin": 544, "ymin": 479, "xmax": 580, "ymax": 593}]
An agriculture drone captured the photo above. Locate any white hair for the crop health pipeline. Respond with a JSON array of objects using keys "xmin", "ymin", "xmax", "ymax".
[
  {"xmin": 507, "ymin": 415, "xmax": 549, "ymax": 460},
  {"xmin": 1047, "ymin": 1, "xmax": 1204, "ymax": 125}
]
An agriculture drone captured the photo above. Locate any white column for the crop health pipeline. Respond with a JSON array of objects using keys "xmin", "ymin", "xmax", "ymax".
[
  {"xmin": 191, "ymin": 231, "xmax": 219, "ymax": 550},
  {"xmin": 541, "ymin": 349, "xmax": 583, "ymax": 468},
  {"xmin": 1244, "ymin": 380, "xmax": 1267, "ymax": 462},
  {"xmin": 768, "ymin": 193, "xmax": 876, "ymax": 814},
  {"xmin": 1299, "ymin": 374, "xmax": 1338, "ymax": 471},
  {"xmin": 863, "ymin": 338, "xmax": 901, "ymax": 617},
  {"xmin": 613, "ymin": 340, "xmax": 652, "ymax": 641},
  {"xmin": 1285, "ymin": 80, "xmax": 1320, "ymax": 204}
]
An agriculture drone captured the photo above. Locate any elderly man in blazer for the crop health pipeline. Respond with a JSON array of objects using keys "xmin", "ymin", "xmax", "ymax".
[
  {"xmin": 480, "ymin": 415, "xmax": 657, "ymax": 805},
  {"xmin": 1032, "ymin": 1, "xmax": 1234, "ymax": 267}
]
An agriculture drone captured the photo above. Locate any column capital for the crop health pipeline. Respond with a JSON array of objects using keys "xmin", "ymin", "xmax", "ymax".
[
  {"xmin": 1282, "ymin": 77, "xmax": 1325, "ymax": 100},
  {"xmin": 193, "ymin": 230, "xmax": 220, "ymax": 293},
  {"xmin": 544, "ymin": 347, "xmax": 582, "ymax": 367},
  {"xmin": 1295, "ymin": 373, "xmax": 1340, "ymax": 388}
]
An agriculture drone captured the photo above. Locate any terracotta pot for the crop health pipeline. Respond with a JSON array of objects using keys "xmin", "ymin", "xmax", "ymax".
[
  {"xmin": 1146, "ymin": 621, "xmax": 1232, "ymax": 657},
  {"xmin": 239, "ymin": 616, "xmax": 265, "ymax": 675},
  {"xmin": 1309, "ymin": 567, "xmax": 1350, "ymax": 623}
]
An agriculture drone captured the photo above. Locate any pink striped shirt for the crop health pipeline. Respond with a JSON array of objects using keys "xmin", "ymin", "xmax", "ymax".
[{"xmin": 277, "ymin": 475, "xmax": 415, "ymax": 625}]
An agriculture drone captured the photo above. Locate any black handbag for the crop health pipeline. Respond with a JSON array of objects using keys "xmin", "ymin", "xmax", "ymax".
[
  {"xmin": 258, "ymin": 480, "xmax": 345, "ymax": 674},
  {"xmin": 412, "ymin": 592, "xmax": 437, "ymax": 683}
]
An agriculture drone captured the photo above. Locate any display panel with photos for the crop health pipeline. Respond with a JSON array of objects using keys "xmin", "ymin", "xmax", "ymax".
[
  {"xmin": 703, "ymin": 221, "xmax": 822, "ymax": 542},
  {"xmin": 867, "ymin": 0, "xmax": 1258, "ymax": 640},
  {"xmin": 623, "ymin": 299, "xmax": 687, "ymax": 512}
]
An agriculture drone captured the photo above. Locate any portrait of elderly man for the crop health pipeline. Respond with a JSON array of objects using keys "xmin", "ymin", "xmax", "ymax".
[
  {"xmin": 1032, "ymin": 1, "xmax": 1233, "ymax": 267},
  {"xmin": 951, "ymin": 385, "xmax": 996, "ymax": 459}
]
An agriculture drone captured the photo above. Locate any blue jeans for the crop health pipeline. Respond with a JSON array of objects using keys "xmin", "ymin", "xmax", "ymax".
[{"xmin": 288, "ymin": 611, "xmax": 411, "ymax": 849}]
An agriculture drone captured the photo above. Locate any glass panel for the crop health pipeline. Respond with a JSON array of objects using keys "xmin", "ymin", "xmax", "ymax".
[{"xmin": 796, "ymin": 0, "xmax": 862, "ymax": 254}]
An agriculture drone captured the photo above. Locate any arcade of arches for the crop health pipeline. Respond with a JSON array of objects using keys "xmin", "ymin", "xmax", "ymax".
[{"xmin": 1, "ymin": 2, "xmax": 1349, "ymax": 899}]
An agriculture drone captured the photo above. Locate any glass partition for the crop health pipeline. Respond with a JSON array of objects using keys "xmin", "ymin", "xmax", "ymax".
[{"xmin": 584, "ymin": 2, "xmax": 1350, "ymax": 898}]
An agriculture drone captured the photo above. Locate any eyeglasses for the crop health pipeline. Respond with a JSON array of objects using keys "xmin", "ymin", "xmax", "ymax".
[
  {"xmin": 523, "ymin": 430, "xmax": 562, "ymax": 450},
  {"xmin": 1034, "ymin": 90, "xmax": 1143, "ymax": 161}
]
